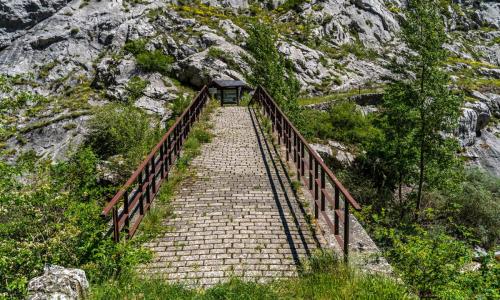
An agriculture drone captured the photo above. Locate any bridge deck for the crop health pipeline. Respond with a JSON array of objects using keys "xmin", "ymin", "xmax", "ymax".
[{"xmin": 139, "ymin": 106, "xmax": 319, "ymax": 286}]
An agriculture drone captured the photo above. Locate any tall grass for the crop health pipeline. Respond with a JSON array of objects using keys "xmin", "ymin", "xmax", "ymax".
[{"xmin": 91, "ymin": 250, "xmax": 413, "ymax": 299}]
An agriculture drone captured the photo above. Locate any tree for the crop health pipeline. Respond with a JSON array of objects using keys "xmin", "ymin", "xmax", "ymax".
[
  {"xmin": 374, "ymin": 0, "xmax": 462, "ymax": 215},
  {"xmin": 246, "ymin": 23, "xmax": 301, "ymax": 119}
]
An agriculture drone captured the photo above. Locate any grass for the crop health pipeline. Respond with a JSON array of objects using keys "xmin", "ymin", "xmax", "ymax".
[
  {"xmin": 91, "ymin": 250, "xmax": 413, "ymax": 299},
  {"xmin": 298, "ymin": 87, "xmax": 383, "ymax": 106}
]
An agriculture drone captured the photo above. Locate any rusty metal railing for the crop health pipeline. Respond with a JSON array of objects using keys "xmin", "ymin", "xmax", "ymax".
[
  {"xmin": 102, "ymin": 86, "xmax": 210, "ymax": 242},
  {"xmin": 252, "ymin": 86, "xmax": 361, "ymax": 261}
]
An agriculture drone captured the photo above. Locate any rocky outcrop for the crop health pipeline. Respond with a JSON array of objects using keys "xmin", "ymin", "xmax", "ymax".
[
  {"xmin": 310, "ymin": 140, "xmax": 355, "ymax": 167},
  {"xmin": 458, "ymin": 91, "xmax": 500, "ymax": 176},
  {"xmin": 27, "ymin": 265, "xmax": 89, "ymax": 300},
  {"xmin": 0, "ymin": 0, "xmax": 71, "ymax": 49}
]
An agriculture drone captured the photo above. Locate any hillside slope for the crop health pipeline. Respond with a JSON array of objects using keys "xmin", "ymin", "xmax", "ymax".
[{"xmin": 0, "ymin": 0, "xmax": 498, "ymax": 174}]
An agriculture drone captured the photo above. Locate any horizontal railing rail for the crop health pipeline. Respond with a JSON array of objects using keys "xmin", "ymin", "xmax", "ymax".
[
  {"xmin": 102, "ymin": 86, "xmax": 210, "ymax": 242},
  {"xmin": 252, "ymin": 86, "xmax": 361, "ymax": 261}
]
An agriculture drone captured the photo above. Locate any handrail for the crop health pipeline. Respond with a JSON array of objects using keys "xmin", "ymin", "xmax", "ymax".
[
  {"xmin": 252, "ymin": 86, "xmax": 361, "ymax": 261},
  {"xmin": 102, "ymin": 86, "xmax": 210, "ymax": 242}
]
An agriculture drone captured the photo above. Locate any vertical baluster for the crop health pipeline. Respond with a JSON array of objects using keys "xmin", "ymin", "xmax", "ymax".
[
  {"xmin": 285, "ymin": 123, "xmax": 289, "ymax": 161},
  {"xmin": 273, "ymin": 105, "xmax": 276, "ymax": 132},
  {"xmin": 112, "ymin": 206, "xmax": 119, "ymax": 242},
  {"xmin": 293, "ymin": 132, "xmax": 297, "ymax": 163},
  {"xmin": 344, "ymin": 201, "xmax": 350, "ymax": 262},
  {"xmin": 287, "ymin": 124, "xmax": 291, "ymax": 160},
  {"xmin": 300, "ymin": 143, "xmax": 305, "ymax": 177},
  {"xmin": 123, "ymin": 191, "xmax": 130, "ymax": 237},
  {"xmin": 320, "ymin": 169, "xmax": 325, "ymax": 211},
  {"xmin": 334, "ymin": 186, "xmax": 339, "ymax": 236},
  {"xmin": 314, "ymin": 160, "xmax": 319, "ymax": 219},
  {"xmin": 308, "ymin": 154, "xmax": 313, "ymax": 191},
  {"xmin": 146, "ymin": 162, "xmax": 151, "ymax": 205},
  {"xmin": 296, "ymin": 139, "xmax": 301, "ymax": 180},
  {"xmin": 167, "ymin": 135, "xmax": 172, "ymax": 171},
  {"xmin": 160, "ymin": 143, "xmax": 165, "ymax": 180},
  {"xmin": 153, "ymin": 156, "xmax": 157, "ymax": 195},
  {"xmin": 139, "ymin": 171, "xmax": 145, "ymax": 216}
]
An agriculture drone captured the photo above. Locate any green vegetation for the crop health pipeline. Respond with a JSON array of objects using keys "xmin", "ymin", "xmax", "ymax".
[
  {"xmin": 0, "ymin": 88, "xmax": 216, "ymax": 298},
  {"xmin": 282, "ymin": 1, "xmax": 499, "ymax": 298},
  {"xmin": 0, "ymin": 148, "xmax": 151, "ymax": 299},
  {"xmin": 207, "ymin": 47, "xmax": 241, "ymax": 71},
  {"xmin": 299, "ymin": 102, "xmax": 381, "ymax": 147},
  {"xmin": 124, "ymin": 39, "xmax": 174, "ymax": 74},
  {"xmin": 297, "ymin": 86, "xmax": 383, "ymax": 106},
  {"xmin": 91, "ymin": 250, "xmax": 412, "ymax": 299},
  {"xmin": 85, "ymin": 103, "xmax": 162, "ymax": 176},
  {"xmin": 378, "ymin": 0, "xmax": 463, "ymax": 212},
  {"xmin": 246, "ymin": 23, "xmax": 301, "ymax": 122},
  {"xmin": 126, "ymin": 76, "xmax": 148, "ymax": 103}
]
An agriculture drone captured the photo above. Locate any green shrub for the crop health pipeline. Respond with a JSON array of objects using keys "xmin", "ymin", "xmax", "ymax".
[
  {"xmin": 441, "ymin": 168, "xmax": 500, "ymax": 248},
  {"xmin": 126, "ymin": 76, "xmax": 149, "ymax": 103},
  {"xmin": 329, "ymin": 100, "xmax": 382, "ymax": 145},
  {"xmin": 124, "ymin": 39, "xmax": 147, "ymax": 56},
  {"xmin": 170, "ymin": 94, "xmax": 191, "ymax": 118},
  {"xmin": 86, "ymin": 103, "xmax": 162, "ymax": 170},
  {"xmin": 136, "ymin": 50, "xmax": 173, "ymax": 74},
  {"xmin": 0, "ymin": 149, "xmax": 151, "ymax": 298},
  {"xmin": 298, "ymin": 109, "xmax": 333, "ymax": 140},
  {"xmin": 383, "ymin": 226, "xmax": 498, "ymax": 299},
  {"xmin": 207, "ymin": 46, "xmax": 225, "ymax": 59},
  {"xmin": 124, "ymin": 39, "xmax": 173, "ymax": 74}
]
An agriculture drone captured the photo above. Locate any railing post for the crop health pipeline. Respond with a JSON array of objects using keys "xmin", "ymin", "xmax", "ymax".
[
  {"xmin": 139, "ymin": 171, "xmax": 145, "ymax": 216},
  {"xmin": 151, "ymin": 157, "xmax": 156, "ymax": 195},
  {"xmin": 320, "ymin": 169, "xmax": 325, "ymax": 211},
  {"xmin": 145, "ymin": 162, "xmax": 152, "ymax": 205},
  {"xmin": 296, "ymin": 139, "xmax": 301, "ymax": 181},
  {"xmin": 334, "ymin": 186, "xmax": 339, "ymax": 235},
  {"xmin": 112, "ymin": 206, "xmax": 119, "ymax": 242},
  {"xmin": 285, "ymin": 124, "xmax": 289, "ymax": 161},
  {"xmin": 293, "ymin": 132, "xmax": 297, "ymax": 163},
  {"xmin": 308, "ymin": 154, "xmax": 313, "ymax": 191},
  {"xmin": 300, "ymin": 142, "xmax": 305, "ymax": 177},
  {"xmin": 287, "ymin": 124, "xmax": 291, "ymax": 161},
  {"xmin": 314, "ymin": 160, "xmax": 319, "ymax": 219},
  {"xmin": 344, "ymin": 201, "xmax": 350, "ymax": 262},
  {"xmin": 124, "ymin": 191, "xmax": 130, "ymax": 236}
]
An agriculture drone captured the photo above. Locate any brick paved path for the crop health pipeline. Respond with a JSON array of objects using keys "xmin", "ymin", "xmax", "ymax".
[{"xmin": 140, "ymin": 106, "xmax": 319, "ymax": 286}]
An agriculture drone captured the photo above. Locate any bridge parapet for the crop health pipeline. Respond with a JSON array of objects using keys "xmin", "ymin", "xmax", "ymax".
[
  {"xmin": 252, "ymin": 86, "xmax": 362, "ymax": 261},
  {"xmin": 101, "ymin": 87, "xmax": 210, "ymax": 242}
]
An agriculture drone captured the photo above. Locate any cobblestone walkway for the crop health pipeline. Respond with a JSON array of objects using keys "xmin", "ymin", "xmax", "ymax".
[{"xmin": 140, "ymin": 106, "xmax": 319, "ymax": 286}]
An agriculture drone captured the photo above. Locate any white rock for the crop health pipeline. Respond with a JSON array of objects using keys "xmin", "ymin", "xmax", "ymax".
[{"xmin": 28, "ymin": 265, "xmax": 89, "ymax": 300}]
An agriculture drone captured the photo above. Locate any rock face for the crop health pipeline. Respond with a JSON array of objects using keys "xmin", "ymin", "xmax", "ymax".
[
  {"xmin": 0, "ymin": 0, "xmax": 71, "ymax": 49},
  {"xmin": 0, "ymin": 0, "xmax": 499, "ymax": 174},
  {"xmin": 27, "ymin": 265, "xmax": 89, "ymax": 300},
  {"xmin": 458, "ymin": 92, "xmax": 500, "ymax": 176}
]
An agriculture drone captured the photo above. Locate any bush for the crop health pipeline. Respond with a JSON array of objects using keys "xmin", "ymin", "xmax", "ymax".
[
  {"xmin": 124, "ymin": 39, "xmax": 147, "ymax": 56},
  {"xmin": 384, "ymin": 226, "xmax": 499, "ymax": 299},
  {"xmin": 170, "ymin": 94, "xmax": 191, "ymax": 118},
  {"xmin": 442, "ymin": 168, "xmax": 500, "ymax": 248},
  {"xmin": 124, "ymin": 39, "xmax": 173, "ymax": 74},
  {"xmin": 136, "ymin": 50, "xmax": 173, "ymax": 74},
  {"xmin": 329, "ymin": 101, "xmax": 378, "ymax": 144},
  {"xmin": 0, "ymin": 150, "xmax": 150, "ymax": 298},
  {"xmin": 86, "ymin": 103, "xmax": 162, "ymax": 170},
  {"xmin": 298, "ymin": 109, "xmax": 333, "ymax": 140},
  {"xmin": 126, "ymin": 76, "xmax": 149, "ymax": 104}
]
